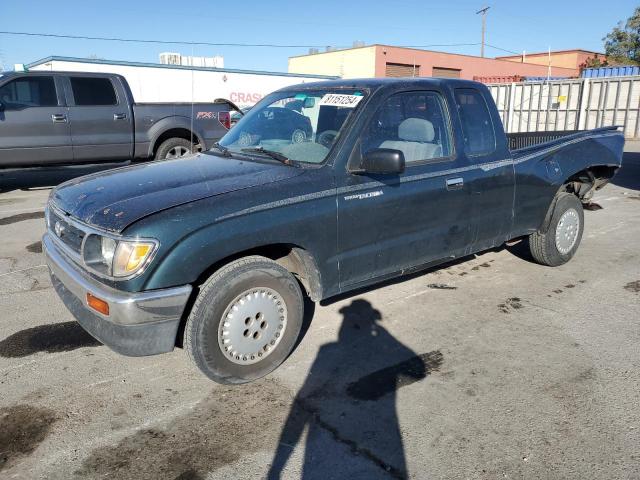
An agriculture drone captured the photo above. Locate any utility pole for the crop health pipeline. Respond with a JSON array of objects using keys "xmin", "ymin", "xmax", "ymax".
[{"xmin": 476, "ymin": 6, "xmax": 490, "ymax": 58}]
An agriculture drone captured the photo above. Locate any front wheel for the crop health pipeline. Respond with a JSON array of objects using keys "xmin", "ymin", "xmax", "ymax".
[
  {"xmin": 184, "ymin": 256, "xmax": 304, "ymax": 384},
  {"xmin": 528, "ymin": 193, "xmax": 584, "ymax": 266}
]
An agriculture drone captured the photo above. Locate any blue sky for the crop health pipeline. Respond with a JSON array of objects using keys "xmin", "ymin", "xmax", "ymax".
[{"xmin": 1, "ymin": 0, "xmax": 637, "ymax": 72}]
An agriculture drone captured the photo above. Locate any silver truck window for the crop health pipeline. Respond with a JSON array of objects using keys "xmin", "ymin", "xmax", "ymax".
[
  {"xmin": 362, "ymin": 91, "xmax": 453, "ymax": 164},
  {"xmin": 0, "ymin": 76, "xmax": 57, "ymax": 108},
  {"xmin": 70, "ymin": 77, "xmax": 117, "ymax": 106}
]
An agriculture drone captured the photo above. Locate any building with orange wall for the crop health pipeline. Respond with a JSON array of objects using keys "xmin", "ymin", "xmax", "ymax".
[
  {"xmin": 289, "ymin": 44, "xmax": 579, "ymax": 81},
  {"xmin": 496, "ymin": 49, "xmax": 604, "ymax": 72}
]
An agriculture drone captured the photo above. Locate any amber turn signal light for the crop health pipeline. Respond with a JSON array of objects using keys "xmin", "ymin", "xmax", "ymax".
[{"xmin": 86, "ymin": 293, "xmax": 110, "ymax": 316}]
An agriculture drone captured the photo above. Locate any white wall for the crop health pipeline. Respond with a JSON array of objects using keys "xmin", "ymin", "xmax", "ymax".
[
  {"xmin": 488, "ymin": 77, "xmax": 640, "ymax": 139},
  {"xmin": 30, "ymin": 60, "xmax": 331, "ymax": 108}
]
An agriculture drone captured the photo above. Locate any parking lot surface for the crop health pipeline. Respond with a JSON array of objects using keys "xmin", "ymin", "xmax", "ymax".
[{"xmin": 1, "ymin": 151, "xmax": 639, "ymax": 480}]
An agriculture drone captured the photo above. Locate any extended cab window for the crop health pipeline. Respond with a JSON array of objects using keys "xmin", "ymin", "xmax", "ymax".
[
  {"xmin": 363, "ymin": 91, "xmax": 452, "ymax": 164},
  {"xmin": 0, "ymin": 76, "xmax": 57, "ymax": 108},
  {"xmin": 454, "ymin": 88, "xmax": 496, "ymax": 156},
  {"xmin": 70, "ymin": 77, "xmax": 117, "ymax": 106}
]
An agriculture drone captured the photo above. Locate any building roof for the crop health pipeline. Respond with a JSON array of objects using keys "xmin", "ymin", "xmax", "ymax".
[
  {"xmin": 25, "ymin": 56, "xmax": 337, "ymax": 79},
  {"xmin": 496, "ymin": 49, "xmax": 604, "ymax": 59},
  {"xmin": 289, "ymin": 44, "xmax": 588, "ymax": 67}
]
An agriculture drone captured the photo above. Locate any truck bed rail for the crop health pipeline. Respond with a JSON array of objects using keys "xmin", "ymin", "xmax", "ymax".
[
  {"xmin": 507, "ymin": 131, "xmax": 580, "ymax": 150},
  {"xmin": 508, "ymin": 126, "xmax": 622, "ymax": 153}
]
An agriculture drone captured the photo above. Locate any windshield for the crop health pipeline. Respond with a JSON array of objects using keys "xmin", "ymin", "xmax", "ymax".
[{"xmin": 218, "ymin": 89, "xmax": 366, "ymax": 164}]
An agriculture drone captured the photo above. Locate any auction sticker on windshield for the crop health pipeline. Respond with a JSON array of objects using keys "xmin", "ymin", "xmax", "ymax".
[{"xmin": 319, "ymin": 94, "xmax": 364, "ymax": 108}]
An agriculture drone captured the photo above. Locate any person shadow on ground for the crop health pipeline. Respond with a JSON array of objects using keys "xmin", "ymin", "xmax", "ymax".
[{"xmin": 267, "ymin": 299, "xmax": 443, "ymax": 480}]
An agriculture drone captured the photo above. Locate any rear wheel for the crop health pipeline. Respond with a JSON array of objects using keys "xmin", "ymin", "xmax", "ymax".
[
  {"xmin": 529, "ymin": 193, "xmax": 584, "ymax": 266},
  {"xmin": 184, "ymin": 256, "xmax": 304, "ymax": 384},
  {"xmin": 155, "ymin": 138, "xmax": 194, "ymax": 160}
]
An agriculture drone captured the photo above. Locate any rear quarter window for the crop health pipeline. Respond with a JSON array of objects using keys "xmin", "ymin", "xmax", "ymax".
[{"xmin": 454, "ymin": 88, "xmax": 496, "ymax": 157}]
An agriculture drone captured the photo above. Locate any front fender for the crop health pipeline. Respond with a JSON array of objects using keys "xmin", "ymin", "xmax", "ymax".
[
  {"xmin": 144, "ymin": 209, "xmax": 336, "ymax": 297},
  {"xmin": 122, "ymin": 176, "xmax": 339, "ymax": 299}
]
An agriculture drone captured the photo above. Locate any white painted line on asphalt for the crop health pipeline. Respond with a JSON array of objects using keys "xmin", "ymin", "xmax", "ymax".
[
  {"xmin": 0, "ymin": 264, "xmax": 46, "ymax": 277},
  {"xmin": 0, "ymin": 359, "xmax": 38, "ymax": 374},
  {"xmin": 86, "ymin": 362, "xmax": 168, "ymax": 387},
  {"xmin": 0, "ymin": 207, "xmax": 46, "ymax": 215},
  {"xmin": 597, "ymin": 196, "xmax": 621, "ymax": 202},
  {"xmin": 588, "ymin": 224, "xmax": 626, "ymax": 237}
]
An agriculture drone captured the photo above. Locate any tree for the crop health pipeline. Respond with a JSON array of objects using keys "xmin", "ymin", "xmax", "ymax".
[
  {"xmin": 603, "ymin": 7, "xmax": 640, "ymax": 65},
  {"xmin": 580, "ymin": 54, "xmax": 608, "ymax": 71}
]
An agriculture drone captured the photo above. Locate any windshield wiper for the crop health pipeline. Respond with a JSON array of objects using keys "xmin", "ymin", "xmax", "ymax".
[
  {"xmin": 212, "ymin": 142, "xmax": 232, "ymax": 157},
  {"xmin": 240, "ymin": 147, "xmax": 297, "ymax": 166}
]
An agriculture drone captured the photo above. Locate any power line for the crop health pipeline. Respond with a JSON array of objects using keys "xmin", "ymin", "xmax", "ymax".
[
  {"xmin": 485, "ymin": 43, "xmax": 520, "ymax": 55},
  {"xmin": 0, "ymin": 30, "xmax": 520, "ymax": 55},
  {"xmin": 0, "ymin": 30, "xmax": 333, "ymax": 48}
]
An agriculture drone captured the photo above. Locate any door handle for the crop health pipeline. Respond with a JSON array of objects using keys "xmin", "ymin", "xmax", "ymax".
[
  {"xmin": 113, "ymin": 113, "xmax": 127, "ymax": 120},
  {"xmin": 446, "ymin": 177, "xmax": 464, "ymax": 190},
  {"xmin": 51, "ymin": 113, "xmax": 67, "ymax": 123}
]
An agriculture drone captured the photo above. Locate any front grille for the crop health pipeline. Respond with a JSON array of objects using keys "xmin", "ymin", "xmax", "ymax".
[{"xmin": 49, "ymin": 209, "xmax": 86, "ymax": 255}]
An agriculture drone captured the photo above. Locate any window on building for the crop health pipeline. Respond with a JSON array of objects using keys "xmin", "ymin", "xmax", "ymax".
[
  {"xmin": 385, "ymin": 63, "xmax": 420, "ymax": 78},
  {"xmin": 0, "ymin": 76, "xmax": 57, "ymax": 108},
  {"xmin": 454, "ymin": 88, "xmax": 496, "ymax": 157},
  {"xmin": 363, "ymin": 90, "xmax": 453, "ymax": 164},
  {"xmin": 432, "ymin": 67, "xmax": 461, "ymax": 78},
  {"xmin": 70, "ymin": 77, "xmax": 117, "ymax": 106}
]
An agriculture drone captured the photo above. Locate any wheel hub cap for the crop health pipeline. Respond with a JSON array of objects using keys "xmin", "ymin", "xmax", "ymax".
[
  {"xmin": 218, "ymin": 288, "xmax": 287, "ymax": 365},
  {"xmin": 555, "ymin": 208, "xmax": 580, "ymax": 254},
  {"xmin": 166, "ymin": 146, "xmax": 189, "ymax": 158}
]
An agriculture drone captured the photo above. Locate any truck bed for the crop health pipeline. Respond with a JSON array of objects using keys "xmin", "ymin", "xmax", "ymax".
[{"xmin": 509, "ymin": 126, "xmax": 621, "ymax": 156}]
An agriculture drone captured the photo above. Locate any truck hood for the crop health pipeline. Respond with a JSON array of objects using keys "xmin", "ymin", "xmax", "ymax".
[{"xmin": 51, "ymin": 152, "xmax": 303, "ymax": 233}]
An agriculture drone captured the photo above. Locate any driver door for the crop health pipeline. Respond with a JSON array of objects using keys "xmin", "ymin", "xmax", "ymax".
[
  {"xmin": 0, "ymin": 75, "xmax": 72, "ymax": 167},
  {"xmin": 336, "ymin": 89, "xmax": 473, "ymax": 289}
]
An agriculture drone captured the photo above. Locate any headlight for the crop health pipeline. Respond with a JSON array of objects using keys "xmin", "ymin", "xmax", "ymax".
[
  {"xmin": 82, "ymin": 234, "xmax": 157, "ymax": 278},
  {"xmin": 101, "ymin": 237, "xmax": 117, "ymax": 264},
  {"xmin": 112, "ymin": 241, "xmax": 156, "ymax": 277}
]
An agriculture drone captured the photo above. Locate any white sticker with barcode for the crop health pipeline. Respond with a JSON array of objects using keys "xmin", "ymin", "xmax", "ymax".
[{"xmin": 319, "ymin": 94, "xmax": 364, "ymax": 108}]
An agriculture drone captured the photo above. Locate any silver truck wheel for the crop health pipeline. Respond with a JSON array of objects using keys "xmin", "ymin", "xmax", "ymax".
[
  {"xmin": 183, "ymin": 256, "xmax": 304, "ymax": 384},
  {"xmin": 166, "ymin": 145, "xmax": 190, "ymax": 159},
  {"xmin": 554, "ymin": 208, "xmax": 580, "ymax": 254},
  {"xmin": 155, "ymin": 138, "xmax": 193, "ymax": 160},
  {"xmin": 218, "ymin": 287, "xmax": 288, "ymax": 365},
  {"xmin": 529, "ymin": 193, "xmax": 584, "ymax": 267}
]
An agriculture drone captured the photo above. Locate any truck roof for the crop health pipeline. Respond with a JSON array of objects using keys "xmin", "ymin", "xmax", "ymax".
[
  {"xmin": 1, "ymin": 70, "xmax": 126, "ymax": 79},
  {"xmin": 278, "ymin": 77, "xmax": 486, "ymax": 93}
]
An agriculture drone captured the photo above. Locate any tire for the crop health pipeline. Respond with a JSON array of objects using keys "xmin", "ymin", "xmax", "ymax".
[
  {"xmin": 155, "ymin": 138, "xmax": 193, "ymax": 160},
  {"xmin": 291, "ymin": 128, "xmax": 307, "ymax": 144},
  {"xmin": 529, "ymin": 192, "xmax": 584, "ymax": 267},
  {"xmin": 184, "ymin": 256, "xmax": 304, "ymax": 384}
]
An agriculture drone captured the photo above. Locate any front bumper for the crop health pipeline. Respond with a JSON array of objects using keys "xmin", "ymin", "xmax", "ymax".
[{"xmin": 43, "ymin": 233, "xmax": 192, "ymax": 356}]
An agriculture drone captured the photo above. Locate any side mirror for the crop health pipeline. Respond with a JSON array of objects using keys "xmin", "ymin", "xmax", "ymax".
[{"xmin": 359, "ymin": 148, "xmax": 405, "ymax": 175}]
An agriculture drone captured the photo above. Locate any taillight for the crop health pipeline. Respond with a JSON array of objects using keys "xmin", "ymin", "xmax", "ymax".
[{"xmin": 217, "ymin": 111, "xmax": 231, "ymax": 130}]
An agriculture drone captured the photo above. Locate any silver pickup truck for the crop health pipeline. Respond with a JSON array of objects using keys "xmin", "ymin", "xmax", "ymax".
[{"xmin": 0, "ymin": 71, "xmax": 236, "ymax": 167}]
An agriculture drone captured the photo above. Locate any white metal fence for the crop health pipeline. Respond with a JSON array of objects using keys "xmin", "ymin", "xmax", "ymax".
[{"xmin": 488, "ymin": 76, "xmax": 640, "ymax": 139}]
